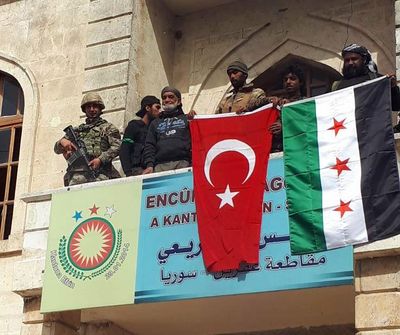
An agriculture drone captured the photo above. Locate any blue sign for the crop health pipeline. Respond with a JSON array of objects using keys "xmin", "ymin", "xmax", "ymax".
[{"xmin": 135, "ymin": 157, "xmax": 353, "ymax": 303}]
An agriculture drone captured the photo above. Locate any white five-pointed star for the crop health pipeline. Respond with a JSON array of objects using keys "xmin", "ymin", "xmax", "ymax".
[
  {"xmin": 216, "ymin": 184, "xmax": 239, "ymax": 209},
  {"xmin": 105, "ymin": 205, "xmax": 117, "ymax": 217}
]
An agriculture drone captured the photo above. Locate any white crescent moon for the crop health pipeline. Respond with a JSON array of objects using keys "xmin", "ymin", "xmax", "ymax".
[{"xmin": 204, "ymin": 139, "xmax": 256, "ymax": 187}]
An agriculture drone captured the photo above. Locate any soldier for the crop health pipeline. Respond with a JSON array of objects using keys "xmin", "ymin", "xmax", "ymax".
[
  {"xmin": 142, "ymin": 87, "xmax": 191, "ymax": 174},
  {"xmin": 54, "ymin": 92, "xmax": 121, "ymax": 186},
  {"xmin": 215, "ymin": 61, "xmax": 268, "ymax": 114},
  {"xmin": 120, "ymin": 95, "xmax": 161, "ymax": 176}
]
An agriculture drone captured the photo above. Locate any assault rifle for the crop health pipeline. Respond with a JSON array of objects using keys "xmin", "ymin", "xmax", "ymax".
[{"xmin": 63, "ymin": 125, "xmax": 97, "ymax": 181}]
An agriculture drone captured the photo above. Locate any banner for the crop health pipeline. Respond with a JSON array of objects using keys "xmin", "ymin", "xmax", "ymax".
[
  {"xmin": 41, "ymin": 181, "xmax": 142, "ymax": 312},
  {"xmin": 135, "ymin": 158, "xmax": 353, "ymax": 302},
  {"xmin": 42, "ymin": 157, "xmax": 353, "ymax": 312}
]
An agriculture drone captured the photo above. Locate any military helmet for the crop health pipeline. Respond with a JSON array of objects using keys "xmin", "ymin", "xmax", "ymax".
[{"xmin": 80, "ymin": 92, "xmax": 105, "ymax": 112}]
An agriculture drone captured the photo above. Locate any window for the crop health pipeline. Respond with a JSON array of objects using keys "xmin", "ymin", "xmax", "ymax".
[
  {"xmin": 253, "ymin": 54, "xmax": 342, "ymax": 99},
  {"xmin": 0, "ymin": 72, "xmax": 24, "ymax": 240}
]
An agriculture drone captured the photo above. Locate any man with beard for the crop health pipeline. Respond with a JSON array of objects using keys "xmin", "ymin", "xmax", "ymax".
[
  {"xmin": 120, "ymin": 95, "xmax": 161, "ymax": 176},
  {"xmin": 142, "ymin": 87, "xmax": 191, "ymax": 174},
  {"xmin": 215, "ymin": 61, "xmax": 268, "ymax": 114},
  {"xmin": 332, "ymin": 44, "xmax": 400, "ymax": 112},
  {"xmin": 54, "ymin": 92, "xmax": 121, "ymax": 186}
]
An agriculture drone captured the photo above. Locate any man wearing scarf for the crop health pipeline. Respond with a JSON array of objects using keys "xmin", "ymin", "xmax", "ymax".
[
  {"xmin": 142, "ymin": 87, "xmax": 191, "ymax": 173},
  {"xmin": 332, "ymin": 44, "xmax": 400, "ymax": 115}
]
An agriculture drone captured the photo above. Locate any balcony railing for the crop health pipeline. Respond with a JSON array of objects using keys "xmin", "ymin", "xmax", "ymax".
[{"xmin": 11, "ymin": 154, "xmax": 357, "ymax": 314}]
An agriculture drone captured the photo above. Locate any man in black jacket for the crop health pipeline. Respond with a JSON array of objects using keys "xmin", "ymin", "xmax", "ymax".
[
  {"xmin": 143, "ymin": 87, "xmax": 191, "ymax": 174},
  {"xmin": 120, "ymin": 96, "xmax": 161, "ymax": 176},
  {"xmin": 332, "ymin": 44, "xmax": 400, "ymax": 110},
  {"xmin": 332, "ymin": 44, "xmax": 400, "ymax": 132}
]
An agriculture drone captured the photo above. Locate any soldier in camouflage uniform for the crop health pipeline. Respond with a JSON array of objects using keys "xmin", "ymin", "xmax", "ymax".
[
  {"xmin": 215, "ymin": 61, "xmax": 268, "ymax": 114},
  {"xmin": 54, "ymin": 92, "xmax": 121, "ymax": 186}
]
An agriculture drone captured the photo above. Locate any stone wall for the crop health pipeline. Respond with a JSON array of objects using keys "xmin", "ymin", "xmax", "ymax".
[
  {"xmin": 172, "ymin": 0, "xmax": 396, "ymax": 114},
  {"xmin": 0, "ymin": 1, "xmax": 88, "ymax": 333},
  {"xmin": 353, "ymin": 2, "xmax": 400, "ymax": 333},
  {"xmin": 124, "ymin": 0, "xmax": 174, "ymax": 123},
  {"xmin": 83, "ymin": 0, "xmax": 133, "ymax": 132},
  {"xmin": 355, "ymin": 253, "xmax": 400, "ymax": 334},
  {"xmin": 0, "ymin": 0, "xmax": 398, "ymax": 334},
  {"xmin": 0, "ymin": 1, "xmax": 173, "ymax": 334}
]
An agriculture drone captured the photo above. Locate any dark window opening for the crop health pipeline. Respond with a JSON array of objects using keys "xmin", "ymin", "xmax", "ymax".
[
  {"xmin": 0, "ymin": 72, "xmax": 24, "ymax": 240},
  {"xmin": 253, "ymin": 54, "xmax": 342, "ymax": 99}
]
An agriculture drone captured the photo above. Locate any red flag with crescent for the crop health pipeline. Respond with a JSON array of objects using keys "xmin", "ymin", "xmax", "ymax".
[{"xmin": 190, "ymin": 105, "xmax": 278, "ymax": 272}]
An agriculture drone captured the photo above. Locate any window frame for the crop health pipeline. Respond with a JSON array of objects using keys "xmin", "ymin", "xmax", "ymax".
[
  {"xmin": 0, "ymin": 72, "xmax": 24, "ymax": 240},
  {"xmin": 252, "ymin": 54, "xmax": 342, "ymax": 99}
]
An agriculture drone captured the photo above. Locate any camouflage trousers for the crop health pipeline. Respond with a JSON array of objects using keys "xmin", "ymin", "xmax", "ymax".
[{"xmin": 64, "ymin": 172, "xmax": 109, "ymax": 186}]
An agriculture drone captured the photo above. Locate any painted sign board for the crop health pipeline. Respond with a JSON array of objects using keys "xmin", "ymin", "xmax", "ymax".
[{"xmin": 41, "ymin": 157, "xmax": 353, "ymax": 312}]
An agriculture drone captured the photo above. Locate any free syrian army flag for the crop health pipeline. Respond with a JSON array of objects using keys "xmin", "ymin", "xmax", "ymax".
[
  {"xmin": 190, "ymin": 105, "xmax": 278, "ymax": 272},
  {"xmin": 282, "ymin": 77, "xmax": 400, "ymax": 254}
]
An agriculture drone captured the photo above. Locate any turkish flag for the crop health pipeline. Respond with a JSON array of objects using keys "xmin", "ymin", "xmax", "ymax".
[{"xmin": 190, "ymin": 106, "xmax": 278, "ymax": 272}]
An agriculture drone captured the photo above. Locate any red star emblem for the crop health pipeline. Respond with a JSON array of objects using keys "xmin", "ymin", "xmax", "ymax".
[
  {"xmin": 328, "ymin": 118, "xmax": 346, "ymax": 136},
  {"xmin": 334, "ymin": 200, "xmax": 353, "ymax": 218},
  {"xmin": 89, "ymin": 204, "xmax": 100, "ymax": 215},
  {"xmin": 331, "ymin": 157, "xmax": 351, "ymax": 176}
]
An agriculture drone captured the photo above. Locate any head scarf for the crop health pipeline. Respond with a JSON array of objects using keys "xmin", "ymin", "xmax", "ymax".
[{"xmin": 342, "ymin": 43, "xmax": 376, "ymax": 73}]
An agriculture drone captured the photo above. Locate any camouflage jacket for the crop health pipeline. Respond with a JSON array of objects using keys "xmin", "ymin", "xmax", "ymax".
[
  {"xmin": 215, "ymin": 83, "xmax": 268, "ymax": 114},
  {"xmin": 54, "ymin": 117, "xmax": 121, "ymax": 176}
]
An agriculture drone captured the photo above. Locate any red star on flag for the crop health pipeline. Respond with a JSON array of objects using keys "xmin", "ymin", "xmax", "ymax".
[
  {"xmin": 331, "ymin": 157, "xmax": 351, "ymax": 176},
  {"xmin": 334, "ymin": 200, "xmax": 353, "ymax": 218},
  {"xmin": 328, "ymin": 118, "xmax": 346, "ymax": 136},
  {"xmin": 89, "ymin": 204, "xmax": 100, "ymax": 215}
]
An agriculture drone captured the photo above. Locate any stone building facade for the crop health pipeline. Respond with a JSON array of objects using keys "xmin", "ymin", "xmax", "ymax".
[{"xmin": 0, "ymin": 0, "xmax": 399, "ymax": 334}]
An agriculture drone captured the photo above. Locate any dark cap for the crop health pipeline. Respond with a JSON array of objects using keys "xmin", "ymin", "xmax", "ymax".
[
  {"xmin": 161, "ymin": 86, "xmax": 182, "ymax": 100},
  {"xmin": 227, "ymin": 61, "xmax": 248, "ymax": 75},
  {"xmin": 136, "ymin": 95, "xmax": 160, "ymax": 118}
]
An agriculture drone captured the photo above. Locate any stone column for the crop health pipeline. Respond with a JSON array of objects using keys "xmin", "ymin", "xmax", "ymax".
[
  {"xmin": 355, "ymin": 246, "xmax": 400, "ymax": 334},
  {"xmin": 21, "ymin": 296, "xmax": 81, "ymax": 335},
  {"xmin": 83, "ymin": 0, "xmax": 135, "ymax": 133}
]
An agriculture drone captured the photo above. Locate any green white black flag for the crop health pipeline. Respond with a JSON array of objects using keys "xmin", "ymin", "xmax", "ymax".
[{"xmin": 282, "ymin": 77, "xmax": 400, "ymax": 254}]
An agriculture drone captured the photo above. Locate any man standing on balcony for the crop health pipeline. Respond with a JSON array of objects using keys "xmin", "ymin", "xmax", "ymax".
[
  {"xmin": 215, "ymin": 61, "xmax": 268, "ymax": 114},
  {"xmin": 120, "ymin": 96, "xmax": 161, "ymax": 176},
  {"xmin": 54, "ymin": 92, "xmax": 121, "ymax": 186},
  {"xmin": 270, "ymin": 65, "xmax": 306, "ymax": 152},
  {"xmin": 332, "ymin": 44, "xmax": 400, "ymax": 130},
  {"xmin": 142, "ymin": 87, "xmax": 191, "ymax": 174}
]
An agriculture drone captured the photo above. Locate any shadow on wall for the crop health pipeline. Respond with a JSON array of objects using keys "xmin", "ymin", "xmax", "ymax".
[
  {"xmin": 145, "ymin": 0, "xmax": 176, "ymax": 85},
  {"xmin": 0, "ymin": 0, "xmax": 19, "ymax": 6}
]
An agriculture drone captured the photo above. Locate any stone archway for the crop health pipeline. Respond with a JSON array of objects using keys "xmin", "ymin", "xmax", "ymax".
[{"xmin": 0, "ymin": 53, "xmax": 39, "ymax": 241}]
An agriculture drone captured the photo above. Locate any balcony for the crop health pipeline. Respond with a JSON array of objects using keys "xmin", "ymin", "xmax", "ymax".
[{"xmin": 11, "ymin": 154, "xmax": 360, "ymax": 334}]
